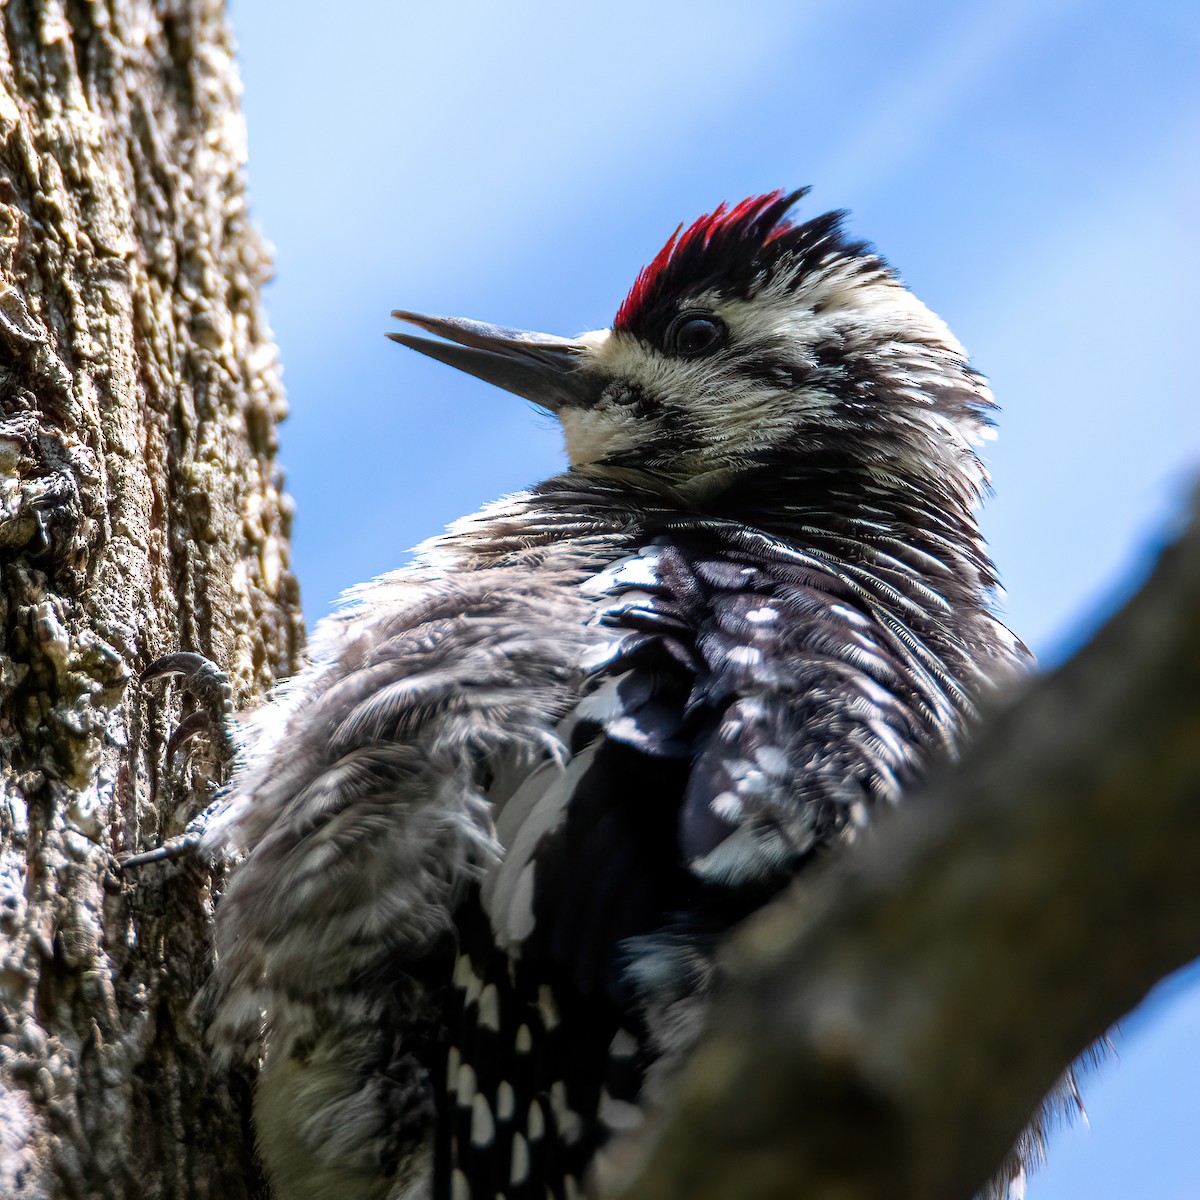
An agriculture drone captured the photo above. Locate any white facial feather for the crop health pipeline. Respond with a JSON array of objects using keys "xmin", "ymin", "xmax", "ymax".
[{"xmin": 556, "ymin": 254, "xmax": 992, "ymax": 499}]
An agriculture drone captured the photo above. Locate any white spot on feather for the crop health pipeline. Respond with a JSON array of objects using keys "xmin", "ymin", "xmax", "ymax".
[
  {"xmin": 711, "ymin": 792, "xmax": 742, "ymax": 821},
  {"xmin": 478, "ymin": 983, "xmax": 500, "ymax": 1031},
  {"xmin": 538, "ymin": 985, "xmax": 561, "ymax": 1031},
  {"xmin": 610, "ymin": 1027, "xmax": 638, "ymax": 1058},
  {"xmin": 454, "ymin": 953, "xmax": 484, "ymax": 1005},
  {"xmin": 550, "ymin": 1081, "xmax": 583, "ymax": 1143},
  {"xmin": 510, "ymin": 1132, "xmax": 530, "ymax": 1185},
  {"xmin": 471, "ymin": 1093, "xmax": 494, "ymax": 1147},
  {"xmin": 726, "ymin": 645, "xmax": 762, "ymax": 666},
  {"xmin": 527, "ymin": 1098, "xmax": 545, "ymax": 1140},
  {"xmin": 600, "ymin": 1090, "xmax": 644, "ymax": 1133},
  {"xmin": 754, "ymin": 745, "xmax": 790, "ymax": 777},
  {"xmin": 581, "ymin": 549, "xmax": 662, "ymax": 596}
]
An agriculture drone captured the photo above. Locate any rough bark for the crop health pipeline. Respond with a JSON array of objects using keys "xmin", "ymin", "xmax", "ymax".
[
  {"xmin": 0, "ymin": 3, "xmax": 300, "ymax": 1198},
  {"xmin": 608, "ymin": 490, "xmax": 1200, "ymax": 1200}
]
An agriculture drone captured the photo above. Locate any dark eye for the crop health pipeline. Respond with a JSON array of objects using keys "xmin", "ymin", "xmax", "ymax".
[{"xmin": 667, "ymin": 311, "xmax": 726, "ymax": 358}]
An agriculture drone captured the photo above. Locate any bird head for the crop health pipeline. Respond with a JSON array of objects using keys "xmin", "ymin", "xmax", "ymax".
[{"xmin": 390, "ymin": 190, "xmax": 994, "ymax": 502}]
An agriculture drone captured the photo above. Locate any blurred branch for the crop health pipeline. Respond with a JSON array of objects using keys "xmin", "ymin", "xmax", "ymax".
[{"xmin": 610, "ymin": 490, "xmax": 1200, "ymax": 1200}]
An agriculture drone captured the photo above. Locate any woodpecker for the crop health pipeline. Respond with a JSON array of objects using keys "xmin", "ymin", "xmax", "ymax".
[{"xmin": 181, "ymin": 190, "xmax": 1035, "ymax": 1200}]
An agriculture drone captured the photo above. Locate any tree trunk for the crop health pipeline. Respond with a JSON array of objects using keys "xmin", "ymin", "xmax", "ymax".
[{"xmin": 0, "ymin": 3, "xmax": 300, "ymax": 1197}]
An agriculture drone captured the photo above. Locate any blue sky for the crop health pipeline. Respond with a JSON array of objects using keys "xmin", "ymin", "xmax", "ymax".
[{"xmin": 228, "ymin": 2, "xmax": 1199, "ymax": 1194}]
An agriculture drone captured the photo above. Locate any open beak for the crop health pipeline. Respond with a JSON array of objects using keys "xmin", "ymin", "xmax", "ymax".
[{"xmin": 388, "ymin": 310, "xmax": 597, "ymax": 412}]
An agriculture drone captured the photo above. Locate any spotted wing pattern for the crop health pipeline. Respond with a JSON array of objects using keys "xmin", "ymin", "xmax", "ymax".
[{"xmin": 435, "ymin": 513, "xmax": 977, "ymax": 1198}]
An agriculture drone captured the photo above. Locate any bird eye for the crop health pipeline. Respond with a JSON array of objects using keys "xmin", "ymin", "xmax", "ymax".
[{"xmin": 667, "ymin": 312, "xmax": 726, "ymax": 358}]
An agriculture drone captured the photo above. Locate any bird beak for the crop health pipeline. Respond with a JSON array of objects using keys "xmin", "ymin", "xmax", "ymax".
[{"xmin": 388, "ymin": 310, "xmax": 597, "ymax": 412}]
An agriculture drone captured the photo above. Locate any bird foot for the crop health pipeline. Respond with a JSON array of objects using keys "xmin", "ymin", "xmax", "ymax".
[
  {"xmin": 124, "ymin": 651, "xmax": 236, "ymax": 870},
  {"xmin": 121, "ymin": 796, "xmax": 224, "ymax": 869}
]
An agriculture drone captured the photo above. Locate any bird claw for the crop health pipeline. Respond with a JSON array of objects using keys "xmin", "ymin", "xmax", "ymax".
[
  {"xmin": 127, "ymin": 652, "xmax": 237, "ymax": 870},
  {"xmin": 141, "ymin": 650, "xmax": 236, "ymax": 763},
  {"xmin": 164, "ymin": 709, "xmax": 216, "ymax": 766}
]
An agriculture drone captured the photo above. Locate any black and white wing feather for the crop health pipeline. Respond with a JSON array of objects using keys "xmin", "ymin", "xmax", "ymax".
[{"xmin": 441, "ymin": 509, "xmax": 1008, "ymax": 1198}]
